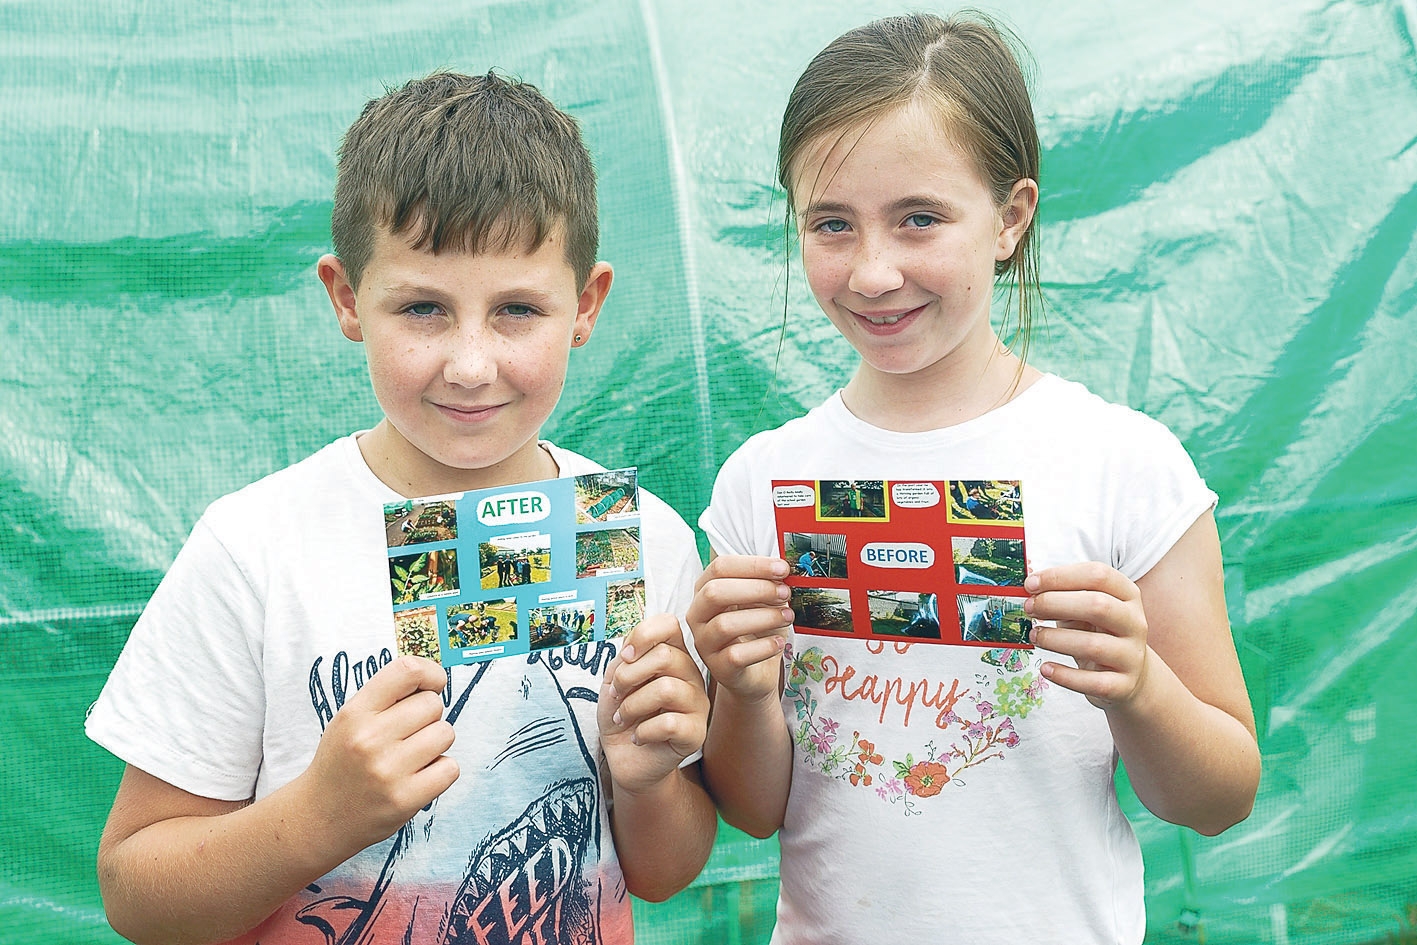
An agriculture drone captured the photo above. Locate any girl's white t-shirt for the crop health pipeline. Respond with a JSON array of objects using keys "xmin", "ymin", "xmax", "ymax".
[{"xmin": 700, "ymin": 375, "xmax": 1216, "ymax": 945}]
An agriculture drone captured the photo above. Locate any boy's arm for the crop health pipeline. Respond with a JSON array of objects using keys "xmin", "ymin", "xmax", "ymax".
[
  {"xmin": 96, "ymin": 657, "xmax": 457, "ymax": 945},
  {"xmin": 688, "ymin": 555, "xmax": 796, "ymax": 838},
  {"xmin": 598, "ymin": 614, "xmax": 717, "ymax": 902},
  {"xmin": 1026, "ymin": 511, "xmax": 1260, "ymax": 836}
]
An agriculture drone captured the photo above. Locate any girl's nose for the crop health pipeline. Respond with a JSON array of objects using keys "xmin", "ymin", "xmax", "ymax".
[{"xmin": 847, "ymin": 242, "xmax": 904, "ymax": 298}]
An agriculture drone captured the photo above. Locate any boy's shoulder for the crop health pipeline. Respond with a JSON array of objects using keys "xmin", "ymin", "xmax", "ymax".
[{"xmin": 199, "ymin": 433, "xmax": 375, "ymax": 533}]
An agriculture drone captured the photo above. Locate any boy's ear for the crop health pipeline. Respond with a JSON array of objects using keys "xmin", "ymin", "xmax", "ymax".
[
  {"xmin": 996, "ymin": 178, "xmax": 1039, "ymax": 263},
  {"xmin": 317, "ymin": 254, "xmax": 363, "ymax": 342},
  {"xmin": 572, "ymin": 262, "xmax": 614, "ymax": 347}
]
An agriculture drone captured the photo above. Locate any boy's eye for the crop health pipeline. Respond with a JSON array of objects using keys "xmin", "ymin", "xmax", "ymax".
[
  {"xmin": 906, "ymin": 213, "xmax": 937, "ymax": 228},
  {"xmin": 405, "ymin": 302, "xmax": 442, "ymax": 317},
  {"xmin": 502, "ymin": 303, "xmax": 537, "ymax": 317},
  {"xmin": 817, "ymin": 219, "xmax": 849, "ymax": 234}
]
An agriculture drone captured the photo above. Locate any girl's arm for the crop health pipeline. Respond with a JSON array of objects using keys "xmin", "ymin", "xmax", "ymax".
[
  {"xmin": 687, "ymin": 555, "xmax": 796, "ymax": 838},
  {"xmin": 1026, "ymin": 510, "xmax": 1260, "ymax": 835},
  {"xmin": 599, "ymin": 614, "xmax": 718, "ymax": 900}
]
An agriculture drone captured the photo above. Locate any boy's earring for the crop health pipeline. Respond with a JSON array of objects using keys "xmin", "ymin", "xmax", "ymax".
[{"xmin": 574, "ymin": 334, "xmax": 583, "ymax": 345}]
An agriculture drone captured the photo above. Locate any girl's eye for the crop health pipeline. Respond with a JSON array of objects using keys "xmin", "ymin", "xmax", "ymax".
[
  {"xmin": 906, "ymin": 213, "xmax": 937, "ymax": 229},
  {"xmin": 405, "ymin": 302, "xmax": 442, "ymax": 318}
]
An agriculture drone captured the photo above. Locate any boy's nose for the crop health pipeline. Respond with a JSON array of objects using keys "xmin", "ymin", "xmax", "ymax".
[
  {"xmin": 847, "ymin": 243, "xmax": 904, "ymax": 298},
  {"xmin": 443, "ymin": 331, "xmax": 498, "ymax": 387}
]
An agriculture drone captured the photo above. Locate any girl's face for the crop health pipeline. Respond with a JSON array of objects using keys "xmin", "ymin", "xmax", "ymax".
[{"xmin": 791, "ymin": 103, "xmax": 1035, "ymax": 385}]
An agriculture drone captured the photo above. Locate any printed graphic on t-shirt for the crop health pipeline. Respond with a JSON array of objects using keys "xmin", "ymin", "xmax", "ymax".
[
  {"xmin": 384, "ymin": 469, "xmax": 646, "ymax": 667},
  {"xmin": 275, "ymin": 642, "xmax": 633, "ymax": 945},
  {"xmin": 773, "ymin": 479, "xmax": 1032, "ymax": 648}
]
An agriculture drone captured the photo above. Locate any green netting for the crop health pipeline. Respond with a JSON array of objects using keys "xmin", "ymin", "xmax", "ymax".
[{"xmin": 2, "ymin": 0, "xmax": 1415, "ymax": 942}]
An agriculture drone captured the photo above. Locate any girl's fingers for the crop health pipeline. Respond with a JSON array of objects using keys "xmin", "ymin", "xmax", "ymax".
[
  {"xmin": 689, "ymin": 577, "xmax": 792, "ymax": 625},
  {"xmin": 1030, "ymin": 625, "xmax": 1129, "ymax": 667},
  {"xmin": 694, "ymin": 555, "xmax": 790, "ymax": 592}
]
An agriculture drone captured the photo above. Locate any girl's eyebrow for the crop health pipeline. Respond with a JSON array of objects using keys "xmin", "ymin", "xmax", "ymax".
[{"xmin": 800, "ymin": 194, "xmax": 958, "ymax": 218}]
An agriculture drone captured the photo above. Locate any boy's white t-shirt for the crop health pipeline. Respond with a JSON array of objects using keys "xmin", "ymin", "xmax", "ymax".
[
  {"xmin": 699, "ymin": 375, "xmax": 1217, "ymax": 945},
  {"xmin": 86, "ymin": 434, "xmax": 701, "ymax": 945}
]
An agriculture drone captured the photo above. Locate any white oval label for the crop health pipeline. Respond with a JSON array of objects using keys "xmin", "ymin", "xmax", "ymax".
[
  {"xmin": 891, "ymin": 482, "xmax": 940, "ymax": 508},
  {"xmin": 477, "ymin": 491, "xmax": 551, "ymax": 526},
  {"xmin": 860, "ymin": 542, "xmax": 935, "ymax": 568},
  {"xmin": 773, "ymin": 485, "xmax": 816, "ymax": 508}
]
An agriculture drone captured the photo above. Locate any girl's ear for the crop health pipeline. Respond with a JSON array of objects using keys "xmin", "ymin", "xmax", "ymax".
[
  {"xmin": 996, "ymin": 178, "xmax": 1039, "ymax": 262},
  {"xmin": 318, "ymin": 254, "xmax": 363, "ymax": 342},
  {"xmin": 572, "ymin": 262, "xmax": 614, "ymax": 346}
]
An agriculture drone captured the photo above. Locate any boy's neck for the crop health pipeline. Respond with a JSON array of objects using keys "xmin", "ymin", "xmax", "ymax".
[{"xmin": 356, "ymin": 420, "xmax": 561, "ymax": 498}]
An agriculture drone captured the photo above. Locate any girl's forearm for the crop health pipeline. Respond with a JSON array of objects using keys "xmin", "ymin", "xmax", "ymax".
[
  {"xmin": 1107, "ymin": 649, "xmax": 1260, "ymax": 836},
  {"xmin": 702, "ymin": 688, "xmax": 794, "ymax": 838}
]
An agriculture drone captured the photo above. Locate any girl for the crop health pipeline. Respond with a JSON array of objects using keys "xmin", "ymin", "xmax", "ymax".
[{"xmin": 689, "ymin": 12, "xmax": 1260, "ymax": 944}]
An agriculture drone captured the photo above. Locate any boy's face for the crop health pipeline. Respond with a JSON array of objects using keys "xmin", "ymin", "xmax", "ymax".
[{"xmin": 319, "ymin": 225, "xmax": 611, "ymax": 497}]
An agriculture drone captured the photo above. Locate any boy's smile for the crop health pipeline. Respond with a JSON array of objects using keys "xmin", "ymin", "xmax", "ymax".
[{"xmin": 319, "ymin": 226, "xmax": 612, "ymax": 498}]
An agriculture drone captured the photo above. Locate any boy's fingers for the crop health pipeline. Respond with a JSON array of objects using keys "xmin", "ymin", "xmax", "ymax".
[
  {"xmin": 357, "ymin": 656, "xmax": 448, "ymax": 712},
  {"xmin": 620, "ymin": 613, "xmax": 685, "ymax": 659}
]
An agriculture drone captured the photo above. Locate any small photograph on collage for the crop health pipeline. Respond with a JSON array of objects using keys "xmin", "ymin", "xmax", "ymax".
[
  {"xmin": 479, "ymin": 533, "xmax": 552, "ymax": 589},
  {"xmin": 957, "ymin": 594, "xmax": 1031, "ymax": 645},
  {"xmin": 393, "ymin": 606, "xmax": 440, "ymax": 662},
  {"xmin": 446, "ymin": 598, "xmax": 518, "ymax": 649},
  {"xmin": 951, "ymin": 537, "xmax": 1026, "ymax": 587},
  {"xmin": 789, "ymin": 587, "xmax": 854, "ymax": 635},
  {"xmin": 576, "ymin": 527, "xmax": 641, "ymax": 578},
  {"xmin": 389, "ymin": 549, "xmax": 459, "ymax": 605},
  {"xmin": 818, "ymin": 480, "xmax": 888, "ymax": 520},
  {"xmin": 605, "ymin": 578, "xmax": 647, "ymax": 638},
  {"xmin": 866, "ymin": 590, "xmax": 943, "ymax": 640},
  {"xmin": 947, "ymin": 481, "xmax": 1023, "ymax": 525},
  {"xmin": 783, "ymin": 532, "xmax": 849, "ymax": 579},
  {"xmin": 575, "ymin": 469, "xmax": 639, "ymax": 523},
  {"xmin": 384, "ymin": 499, "xmax": 458, "ymax": 547},
  {"xmin": 529, "ymin": 599, "xmax": 597, "ymax": 650}
]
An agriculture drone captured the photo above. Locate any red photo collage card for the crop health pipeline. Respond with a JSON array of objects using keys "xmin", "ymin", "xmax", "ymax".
[{"xmin": 772, "ymin": 479, "xmax": 1033, "ymax": 649}]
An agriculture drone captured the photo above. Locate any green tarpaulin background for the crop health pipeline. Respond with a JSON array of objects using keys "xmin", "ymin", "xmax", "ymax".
[{"xmin": 2, "ymin": 1, "xmax": 1415, "ymax": 942}]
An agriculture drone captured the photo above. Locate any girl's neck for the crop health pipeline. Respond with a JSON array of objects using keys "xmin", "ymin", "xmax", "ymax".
[{"xmin": 840, "ymin": 341, "xmax": 1042, "ymax": 433}]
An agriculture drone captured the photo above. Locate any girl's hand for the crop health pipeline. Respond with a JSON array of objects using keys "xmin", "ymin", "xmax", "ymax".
[
  {"xmin": 599, "ymin": 614, "xmax": 710, "ymax": 795},
  {"xmin": 1024, "ymin": 563, "xmax": 1151, "ymax": 711},
  {"xmin": 686, "ymin": 555, "xmax": 793, "ymax": 703}
]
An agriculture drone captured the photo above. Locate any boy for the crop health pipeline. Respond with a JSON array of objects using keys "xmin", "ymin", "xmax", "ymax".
[{"xmin": 86, "ymin": 71, "xmax": 716, "ymax": 945}]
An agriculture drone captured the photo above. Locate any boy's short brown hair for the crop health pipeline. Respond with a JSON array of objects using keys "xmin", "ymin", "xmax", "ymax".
[{"xmin": 331, "ymin": 70, "xmax": 598, "ymax": 290}]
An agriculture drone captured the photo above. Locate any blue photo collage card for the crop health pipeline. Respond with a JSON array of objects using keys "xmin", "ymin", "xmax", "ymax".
[{"xmin": 383, "ymin": 468, "xmax": 646, "ymax": 668}]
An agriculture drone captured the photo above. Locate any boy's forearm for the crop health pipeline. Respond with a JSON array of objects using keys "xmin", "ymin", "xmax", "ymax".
[
  {"xmin": 99, "ymin": 776, "xmax": 353, "ymax": 945},
  {"xmin": 702, "ymin": 688, "xmax": 793, "ymax": 838},
  {"xmin": 609, "ymin": 764, "xmax": 717, "ymax": 902},
  {"xmin": 1108, "ymin": 649, "xmax": 1260, "ymax": 836}
]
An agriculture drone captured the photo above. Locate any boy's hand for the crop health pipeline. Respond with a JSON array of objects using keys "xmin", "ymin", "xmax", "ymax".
[
  {"xmin": 687, "ymin": 555, "xmax": 793, "ymax": 703},
  {"xmin": 599, "ymin": 614, "xmax": 709, "ymax": 795},
  {"xmin": 301, "ymin": 655, "xmax": 458, "ymax": 853},
  {"xmin": 1024, "ymin": 563, "xmax": 1150, "ymax": 710}
]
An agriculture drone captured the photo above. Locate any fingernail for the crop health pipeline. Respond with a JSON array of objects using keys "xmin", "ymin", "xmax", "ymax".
[
  {"xmin": 1024, "ymin": 574, "xmax": 1040, "ymax": 592},
  {"xmin": 770, "ymin": 559, "xmax": 789, "ymax": 577},
  {"xmin": 621, "ymin": 644, "xmax": 636, "ymax": 662},
  {"xmin": 776, "ymin": 584, "xmax": 791, "ymax": 601},
  {"xmin": 613, "ymin": 710, "xmax": 623, "ymax": 725},
  {"xmin": 630, "ymin": 731, "xmax": 640, "ymax": 746},
  {"xmin": 1023, "ymin": 598, "xmax": 1034, "ymax": 614},
  {"xmin": 781, "ymin": 608, "xmax": 795, "ymax": 624}
]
